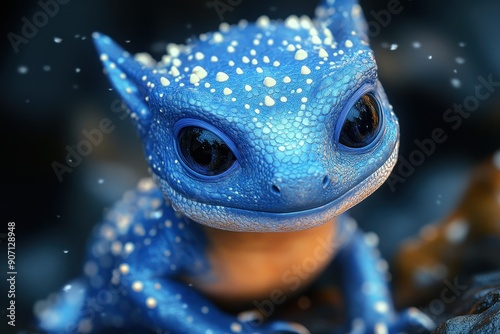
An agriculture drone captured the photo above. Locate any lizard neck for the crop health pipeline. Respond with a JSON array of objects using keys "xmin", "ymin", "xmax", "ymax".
[{"xmin": 185, "ymin": 218, "xmax": 339, "ymax": 309}]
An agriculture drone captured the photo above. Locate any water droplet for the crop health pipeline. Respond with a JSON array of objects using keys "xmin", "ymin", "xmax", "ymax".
[
  {"xmin": 390, "ymin": 43, "xmax": 398, "ymax": 51},
  {"xmin": 75, "ymin": 68, "xmax": 81, "ymax": 73},
  {"xmin": 380, "ymin": 42, "xmax": 390, "ymax": 49},
  {"xmin": 81, "ymin": 36, "xmax": 87, "ymax": 40},
  {"xmin": 458, "ymin": 42, "xmax": 466, "ymax": 47},
  {"xmin": 56, "ymin": 215, "xmax": 61, "ymax": 218},
  {"xmin": 453, "ymin": 69, "xmax": 458, "ymax": 74},
  {"xmin": 25, "ymin": 99, "xmax": 30, "ymax": 103},
  {"xmin": 54, "ymin": 37, "xmax": 63, "ymax": 43},
  {"xmin": 450, "ymin": 78, "xmax": 461, "ymax": 88},
  {"xmin": 98, "ymin": 178, "xmax": 104, "ymax": 184},
  {"xmin": 63, "ymin": 250, "xmax": 69, "ymax": 254},
  {"xmin": 428, "ymin": 55, "xmax": 433, "ymax": 60},
  {"xmin": 125, "ymin": 40, "xmax": 131, "ymax": 43},
  {"xmin": 63, "ymin": 284, "xmax": 72, "ymax": 292},
  {"xmin": 455, "ymin": 57, "xmax": 465, "ymax": 65},
  {"xmin": 18, "ymin": 66, "xmax": 29, "ymax": 74},
  {"xmin": 43, "ymin": 65, "xmax": 51, "ymax": 71},
  {"xmin": 436, "ymin": 194, "xmax": 442, "ymax": 205},
  {"xmin": 412, "ymin": 41, "xmax": 421, "ymax": 49}
]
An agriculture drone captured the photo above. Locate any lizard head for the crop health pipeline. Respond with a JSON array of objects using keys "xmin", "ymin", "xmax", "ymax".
[{"xmin": 94, "ymin": 0, "xmax": 399, "ymax": 232}]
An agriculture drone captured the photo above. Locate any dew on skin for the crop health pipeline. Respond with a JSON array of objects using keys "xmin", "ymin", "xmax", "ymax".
[{"xmin": 18, "ymin": 66, "xmax": 29, "ymax": 74}]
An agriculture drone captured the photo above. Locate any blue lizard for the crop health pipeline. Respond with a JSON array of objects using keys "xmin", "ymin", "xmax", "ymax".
[{"xmin": 37, "ymin": 0, "xmax": 436, "ymax": 333}]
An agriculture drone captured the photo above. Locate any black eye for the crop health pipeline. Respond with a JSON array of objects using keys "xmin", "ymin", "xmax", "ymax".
[
  {"xmin": 178, "ymin": 126, "xmax": 236, "ymax": 176},
  {"xmin": 339, "ymin": 94, "xmax": 381, "ymax": 148}
]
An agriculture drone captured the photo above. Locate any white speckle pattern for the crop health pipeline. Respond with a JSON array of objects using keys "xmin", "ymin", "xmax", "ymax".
[
  {"xmin": 216, "ymin": 72, "xmax": 229, "ymax": 82},
  {"xmin": 230, "ymin": 322, "xmax": 242, "ymax": 333},
  {"xmin": 119, "ymin": 264, "xmax": 130, "ymax": 275},
  {"xmin": 146, "ymin": 297, "xmax": 157, "ymax": 309},
  {"xmin": 160, "ymin": 77, "xmax": 171, "ymax": 87},
  {"xmin": 294, "ymin": 49, "xmax": 308, "ymax": 60},
  {"xmin": 132, "ymin": 281, "xmax": 144, "ymax": 292},
  {"xmin": 374, "ymin": 301, "xmax": 389, "ymax": 313},
  {"xmin": 265, "ymin": 96, "xmax": 275, "ymax": 107},
  {"xmin": 301, "ymin": 65, "xmax": 311, "ymax": 75},
  {"xmin": 374, "ymin": 323, "xmax": 388, "ymax": 334},
  {"xmin": 263, "ymin": 77, "xmax": 277, "ymax": 87}
]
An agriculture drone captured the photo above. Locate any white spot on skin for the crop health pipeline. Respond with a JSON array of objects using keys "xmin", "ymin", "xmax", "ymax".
[
  {"xmin": 285, "ymin": 15, "xmax": 300, "ymax": 29},
  {"xmin": 170, "ymin": 66, "xmax": 180, "ymax": 77},
  {"xmin": 223, "ymin": 88, "xmax": 233, "ymax": 95},
  {"xmin": 265, "ymin": 96, "xmax": 275, "ymax": 107},
  {"xmin": 132, "ymin": 281, "xmax": 144, "ymax": 292},
  {"xmin": 195, "ymin": 52, "xmax": 205, "ymax": 60},
  {"xmin": 212, "ymin": 33, "xmax": 223, "ymax": 43},
  {"xmin": 301, "ymin": 65, "xmax": 311, "ymax": 75},
  {"xmin": 374, "ymin": 323, "xmax": 388, "ymax": 334},
  {"xmin": 119, "ymin": 264, "xmax": 130, "ymax": 275},
  {"xmin": 236, "ymin": 68, "xmax": 243, "ymax": 75},
  {"xmin": 192, "ymin": 66, "xmax": 208, "ymax": 80},
  {"xmin": 345, "ymin": 39, "xmax": 354, "ymax": 48},
  {"xmin": 100, "ymin": 54, "xmax": 108, "ymax": 62},
  {"xmin": 311, "ymin": 35, "xmax": 322, "ymax": 44},
  {"xmin": 364, "ymin": 232, "xmax": 379, "ymax": 247},
  {"xmin": 256, "ymin": 15, "xmax": 270, "ymax": 27},
  {"xmin": 166, "ymin": 43, "xmax": 181, "ymax": 57},
  {"xmin": 190, "ymin": 74, "xmax": 200, "ymax": 84},
  {"xmin": 283, "ymin": 76, "xmax": 291, "ymax": 83},
  {"xmin": 245, "ymin": 85, "xmax": 252, "ymax": 92},
  {"xmin": 263, "ymin": 77, "xmax": 277, "ymax": 87},
  {"xmin": 124, "ymin": 242, "xmax": 134, "ymax": 254},
  {"xmin": 444, "ymin": 219, "xmax": 469, "ymax": 243},
  {"xmin": 230, "ymin": 322, "xmax": 242, "ymax": 333},
  {"xmin": 319, "ymin": 48, "xmax": 328, "ymax": 58},
  {"xmin": 210, "ymin": 56, "xmax": 218, "ymax": 62},
  {"xmin": 219, "ymin": 22, "xmax": 230, "ymax": 32},
  {"xmin": 294, "ymin": 49, "xmax": 308, "ymax": 60},
  {"xmin": 374, "ymin": 301, "xmax": 389, "ymax": 313},
  {"xmin": 216, "ymin": 72, "xmax": 229, "ymax": 82},
  {"xmin": 146, "ymin": 297, "xmax": 157, "ymax": 309}
]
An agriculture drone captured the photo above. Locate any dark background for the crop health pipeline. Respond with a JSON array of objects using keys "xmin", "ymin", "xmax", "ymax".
[{"xmin": 1, "ymin": 0, "xmax": 499, "ymax": 332}]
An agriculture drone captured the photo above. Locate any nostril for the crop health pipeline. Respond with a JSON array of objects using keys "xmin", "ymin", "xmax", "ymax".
[
  {"xmin": 271, "ymin": 184, "xmax": 281, "ymax": 195},
  {"xmin": 322, "ymin": 175, "xmax": 330, "ymax": 189}
]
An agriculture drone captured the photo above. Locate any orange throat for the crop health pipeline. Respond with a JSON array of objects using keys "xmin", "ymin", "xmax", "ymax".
[{"xmin": 182, "ymin": 219, "xmax": 339, "ymax": 308}]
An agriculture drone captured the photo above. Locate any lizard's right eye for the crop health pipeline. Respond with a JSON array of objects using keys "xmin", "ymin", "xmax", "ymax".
[{"xmin": 176, "ymin": 122, "xmax": 237, "ymax": 177}]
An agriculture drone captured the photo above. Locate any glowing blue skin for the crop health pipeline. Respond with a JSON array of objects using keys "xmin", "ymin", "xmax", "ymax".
[{"xmin": 37, "ymin": 0, "xmax": 436, "ymax": 333}]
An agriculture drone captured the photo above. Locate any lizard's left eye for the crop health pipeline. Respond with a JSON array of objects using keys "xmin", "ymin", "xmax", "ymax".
[
  {"xmin": 338, "ymin": 94, "xmax": 381, "ymax": 149},
  {"xmin": 177, "ymin": 125, "xmax": 237, "ymax": 177}
]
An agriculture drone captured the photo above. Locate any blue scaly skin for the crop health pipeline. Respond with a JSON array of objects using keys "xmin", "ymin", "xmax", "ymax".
[{"xmin": 37, "ymin": 0, "xmax": 436, "ymax": 333}]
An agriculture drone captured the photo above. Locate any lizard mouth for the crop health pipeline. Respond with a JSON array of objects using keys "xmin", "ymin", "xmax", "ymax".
[{"xmin": 157, "ymin": 142, "xmax": 399, "ymax": 232}]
